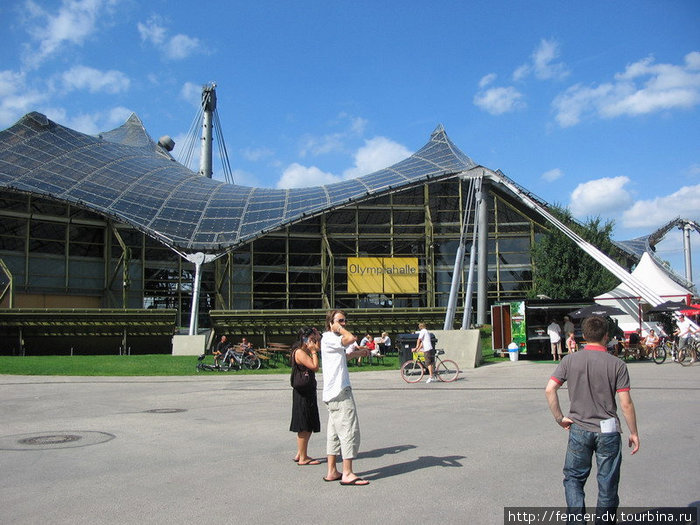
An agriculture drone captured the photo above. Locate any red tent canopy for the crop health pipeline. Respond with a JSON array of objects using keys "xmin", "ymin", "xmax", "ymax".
[{"xmin": 680, "ymin": 304, "xmax": 700, "ymax": 315}]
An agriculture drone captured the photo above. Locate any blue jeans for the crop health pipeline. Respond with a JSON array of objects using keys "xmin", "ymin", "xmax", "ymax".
[{"xmin": 563, "ymin": 424, "xmax": 621, "ymax": 524}]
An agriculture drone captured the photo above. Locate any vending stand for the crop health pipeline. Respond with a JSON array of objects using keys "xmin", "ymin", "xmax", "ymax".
[{"xmin": 491, "ymin": 299, "xmax": 593, "ymax": 359}]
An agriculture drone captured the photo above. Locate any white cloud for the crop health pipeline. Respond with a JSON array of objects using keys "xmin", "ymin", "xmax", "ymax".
[
  {"xmin": 514, "ymin": 39, "xmax": 569, "ymax": 81},
  {"xmin": 61, "ymin": 65, "xmax": 130, "ymax": 94},
  {"xmin": 299, "ymin": 132, "xmax": 345, "ymax": 157},
  {"xmin": 299, "ymin": 113, "xmax": 367, "ymax": 157},
  {"xmin": 22, "ymin": 0, "xmax": 109, "ymax": 68},
  {"xmin": 473, "ymin": 86, "xmax": 525, "ymax": 115},
  {"xmin": 137, "ymin": 15, "xmax": 202, "ymax": 60},
  {"xmin": 165, "ymin": 34, "xmax": 201, "ymax": 60},
  {"xmin": 277, "ymin": 163, "xmax": 340, "ymax": 189},
  {"xmin": 478, "ymin": 73, "xmax": 497, "ymax": 88},
  {"xmin": 49, "ymin": 106, "xmax": 133, "ymax": 135},
  {"xmin": 276, "ymin": 135, "xmax": 411, "ymax": 189},
  {"xmin": 240, "ymin": 147, "xmax": 274, "ymax": 162},
  {"xmin": 532, "ymin": 39, "xmax": 570, "ymax": 80},
  {"xmin": 553, "ymin": 51, "xmax": 700, "ymax": 127},
  {"xmin": 0, "ymin": 70, "xmax": 47, "ymax": 127},
  {"xmin": 343, "ymin": 137, "xmax": 411, "ymax": 179},
  {"xmin": 569, "ymin": 176, "xmax": 632, "ymax": 218},
  {"xmin": 541, "ymin": 168, "xmax": 563, "ymax": 182},
  {"xmin": 621, "ymin": 184, "xmax": 700, "ymax": 228},
  {"xmin": 180, "ymin": 81, "xmax": 202, "ymax": 106},
  {"xmin": 137, "ymin": 16, "xmax": 167, "ymax": 45}
]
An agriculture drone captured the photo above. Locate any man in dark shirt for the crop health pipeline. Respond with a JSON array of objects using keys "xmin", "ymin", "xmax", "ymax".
[
  {"xmin": 213, "ymin": 335, "xmax": 231, "ymax": 367},
  {"xmin": 545, "ymin": 316, "xmax": 639, "ymax": 523}
]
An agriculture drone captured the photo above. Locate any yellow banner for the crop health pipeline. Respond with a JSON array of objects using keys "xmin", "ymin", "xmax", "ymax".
[{"xmin": 347, "ymin": 257, "xmax": 418, "ymax": 294}]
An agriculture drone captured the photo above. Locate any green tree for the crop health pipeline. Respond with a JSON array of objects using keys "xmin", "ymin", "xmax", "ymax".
[{"xmin": 530, "ymin": 207, "xmax": 621, "ymax": 299}]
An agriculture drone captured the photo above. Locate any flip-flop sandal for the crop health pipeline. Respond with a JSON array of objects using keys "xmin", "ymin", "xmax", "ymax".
[
  {"xmin": 323, "ymin": 475, "xmax": 342, "ymax": 482},
  {"xmin": 298, "ymin": 459, "xmax": 321, "ymax": 465},
  {"xmin": 339, "ymin": 477, "xmax": 370, "ymax": 486}
]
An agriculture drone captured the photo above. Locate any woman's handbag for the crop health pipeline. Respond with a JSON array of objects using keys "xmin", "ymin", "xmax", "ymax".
[{"xmin": 290, "ymin": 350, "xmax": 312, "ymax": 392}]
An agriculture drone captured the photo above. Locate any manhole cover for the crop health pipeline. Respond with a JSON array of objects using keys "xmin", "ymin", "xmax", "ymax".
[
  {"xmin": 144, "ymin": 408, "xmax": 187, "ymax": 414},
  {"xmin": 19, "ymin": 434, "xmax": 82, "ymax": 446},
  {"xmin": 0, "ymin": 431, "xmax": 115, "ymax": 450}
]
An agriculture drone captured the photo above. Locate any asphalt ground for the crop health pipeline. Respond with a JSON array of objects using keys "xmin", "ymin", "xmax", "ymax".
[{"xmin": 1, "ymin": 358, "xmax": 698, "ymax": 524}]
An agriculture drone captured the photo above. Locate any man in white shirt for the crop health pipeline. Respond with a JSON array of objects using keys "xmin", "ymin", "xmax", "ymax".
[
  {"xmin": 321, "ymin": 309, "xmax": 370, "ymax": 486},
  {"xmin": 548, "ymin": 320, "xmax": 562, "ymax": 361},
  {"xmin": 674, "ymin": 314, "xmax": 698, "ymax": 362},
  {"xmin": 414, "ymin": 323, "xmax": 435, "ymax": 383}
]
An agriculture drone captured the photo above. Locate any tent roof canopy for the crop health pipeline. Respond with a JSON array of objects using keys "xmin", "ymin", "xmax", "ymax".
[{"xmin": 0, "ymin": 113, "xmax": 476, "ymax": 254}]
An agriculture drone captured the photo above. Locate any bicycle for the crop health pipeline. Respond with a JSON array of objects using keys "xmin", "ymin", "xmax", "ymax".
[
  {"xmin": 196, "ymin": 349, "xmax": 261, "ymax": 372},
  {"xmin": 676, "ymin": 336, "xmax": 699, "ymax": 366},
  {"xmin": 400, "ymin": 349, "xmax": 460, "ymax": 383},
  {"xmin": 196, "ymin": 354, "xmax": 221, "ymax": 372},
  {"xmin": 658, "ymin": 336, "xmax": 681, "ymax": 363},
  {"xmin": 648, "ymin": 342, "xmax": 667, "ymax": 364}
]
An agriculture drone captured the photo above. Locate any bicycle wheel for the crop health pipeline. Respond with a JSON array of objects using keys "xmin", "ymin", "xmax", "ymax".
[
  {"xmin": 652, "ymin": 345, "xmax": 666, "ymax": 364},
  {"xmin": 678, "ymin": 347, "xmax": 695, "ymax": 366},
  {"xmin": 435, "ymin": 359, "xmax": 460, "ymax": 382},
  {"xmin": 400, "ymin": 360, "xmax": 424, "ymax": 383},
  {"xmin": 244, "ymin": 355, "xmax": 261, "ymax": 370}
]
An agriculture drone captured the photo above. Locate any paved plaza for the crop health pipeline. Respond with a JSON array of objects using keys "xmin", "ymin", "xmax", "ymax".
[{"xmin": 1, "ymin": 359, "xmax": 698, "ymax": 524}]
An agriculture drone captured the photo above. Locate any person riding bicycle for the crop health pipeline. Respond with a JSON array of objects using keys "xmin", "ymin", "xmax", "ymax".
[{"xmin": 413, "ymin": 323, "xmax": 435, "ymax": 383}]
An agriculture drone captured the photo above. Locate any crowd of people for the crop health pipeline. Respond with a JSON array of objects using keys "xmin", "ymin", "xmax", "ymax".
[
  {"xmin": 205, "ymin": 307, "xmax": 695, "ymax": 512},
  {"xmin": 286, "ymin": 316, "xmax": 437, "ymax": 485},
  {"xmin": 211, "ymin": 335, "xmax": 255, "ymax": 368},
  {"xmin": 544, "ymin": 312, "xmax": 698, "ymax": 362}
]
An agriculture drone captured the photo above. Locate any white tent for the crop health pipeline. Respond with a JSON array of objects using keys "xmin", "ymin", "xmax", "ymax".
[{"xmin": 595, "ymin": 252, "xmax": 694, "ymax": 334}]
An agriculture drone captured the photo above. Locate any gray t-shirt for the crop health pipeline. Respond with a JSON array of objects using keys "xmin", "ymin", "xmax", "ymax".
[{"xmin": 550, "ymin": 345, "xmax": 630, "ymax": 433}]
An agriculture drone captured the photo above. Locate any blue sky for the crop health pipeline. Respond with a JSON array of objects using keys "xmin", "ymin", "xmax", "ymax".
[{"xmin": 1, "ymin": 0, "xmax": 699, "ymax": 284}]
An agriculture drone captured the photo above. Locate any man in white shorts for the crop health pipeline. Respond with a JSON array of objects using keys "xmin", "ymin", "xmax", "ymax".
[{"xmin": 321, "ymin": 309, "xmax": 370, "ymax": 486}]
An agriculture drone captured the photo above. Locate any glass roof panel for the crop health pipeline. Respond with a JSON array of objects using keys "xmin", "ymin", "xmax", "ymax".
[{"xmin": 0, "ymin": 113, "xmax": 477, "ymax": 253}]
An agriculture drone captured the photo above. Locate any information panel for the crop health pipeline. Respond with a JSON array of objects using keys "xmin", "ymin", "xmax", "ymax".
[{"xmin": 347, "ymin": 257, "xmax": 418, "ymax": 294}]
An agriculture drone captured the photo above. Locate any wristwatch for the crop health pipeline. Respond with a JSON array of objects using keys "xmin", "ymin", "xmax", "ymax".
[{"xmin": 555, "ymin": 416, "xmax": 564, "ymax": 423}]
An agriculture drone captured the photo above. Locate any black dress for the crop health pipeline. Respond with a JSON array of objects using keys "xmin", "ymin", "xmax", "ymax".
[{"xmin": 289, "ymin": 350, "xmax": 321, "ymax": 433}]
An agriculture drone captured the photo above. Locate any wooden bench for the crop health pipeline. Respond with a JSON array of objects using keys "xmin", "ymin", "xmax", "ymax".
[{"xmin": 265, "ymin": 343, "xmax": 292, "ymax": 364}]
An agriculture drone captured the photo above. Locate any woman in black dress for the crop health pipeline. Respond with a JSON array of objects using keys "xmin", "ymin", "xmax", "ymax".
[{"xmin": 290, "ymin": 326, "xmax": 321, "ymax": 465}]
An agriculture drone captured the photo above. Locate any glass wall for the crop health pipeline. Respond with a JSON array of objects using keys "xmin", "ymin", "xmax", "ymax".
[
  {"xmin": 0, "ymin": 177, "xmax": 566, "ymax": 325},
  {"xmin": 216, "ymin": 177, "xmax": 549, "ymax": 311}
]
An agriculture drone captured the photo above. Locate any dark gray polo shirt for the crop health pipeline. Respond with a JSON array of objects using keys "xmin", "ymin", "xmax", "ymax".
[{"xmin": 550, "ymin": 344, "xmax": 631, "ymax": 433}]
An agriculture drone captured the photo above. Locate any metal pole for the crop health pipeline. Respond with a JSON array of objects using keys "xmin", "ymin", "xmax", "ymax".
[
  {"xmin": 476, "ymin": 180, "xmax": 489, "ymax": 325},
  {"xmin": 199, "ymin": 83, "xmax": 216, "ymax": 178},
  {"xmin": 683, "ymin": 223, "xmax": 693, "ymax": 283},
  {"xmin": 189, "ymin": 258, "xmax": 203, "ymax": 336},
  {"xmin": 443, "ymin": 243, "xmax": 466, "ymax": 330},
  {"xmin": 462, "ymin": 178, "xmax": 482, "ymax": 328}
]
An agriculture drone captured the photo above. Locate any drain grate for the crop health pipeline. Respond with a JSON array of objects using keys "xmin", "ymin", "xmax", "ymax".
[
  {"xmin": 144, "ymin": 408, "xmax": 187, "ymax": 414},
  {"xmin": 0, "ymin": 431, "xmax": 115, "ymax": 451}
]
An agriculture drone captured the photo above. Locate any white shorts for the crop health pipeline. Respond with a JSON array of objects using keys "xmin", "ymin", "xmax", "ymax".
[{"xmin": 325, "ymin": 387, "xmax": 361, "ymax": 459}]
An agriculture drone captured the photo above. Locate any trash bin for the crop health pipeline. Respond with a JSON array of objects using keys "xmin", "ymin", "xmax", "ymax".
[
  {"xmin": 396, "ymin": 334, "xmax": 416, "ymax": 365},
  {"xmin": 508, "ymin": 342, "xmax": 519, "ymax": 362},
  {"xmin": 396, "ymin": 333, "xmax": 438, "ymax": 365}
]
